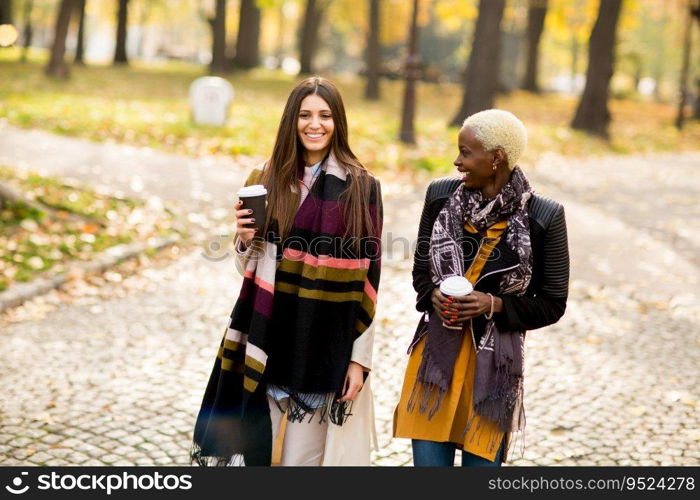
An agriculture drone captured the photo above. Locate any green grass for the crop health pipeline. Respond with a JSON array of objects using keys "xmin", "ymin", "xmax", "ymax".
[
  {"xmin": 0, "ymin": 165, "xmax": 182, "ymax": 292},
  {"xmin": 0, "ymin": 47, "xmax": 698, "ymax": 177}
]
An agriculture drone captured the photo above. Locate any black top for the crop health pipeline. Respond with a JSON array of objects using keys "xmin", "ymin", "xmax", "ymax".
[{"xmin": 412, "ymin": 177, "xmax": 570, "ymax": 343}]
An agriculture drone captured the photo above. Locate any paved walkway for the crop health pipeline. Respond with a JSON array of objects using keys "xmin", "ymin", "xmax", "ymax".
[{"xmin": 1, "ymin": 126, "xmax": 698, "ymax": 466}]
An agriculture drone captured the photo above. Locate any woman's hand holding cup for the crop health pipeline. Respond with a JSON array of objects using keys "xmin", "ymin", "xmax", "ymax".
[
  {"xmin": 431, "ymin": 287, "xmax": 452, "ymax": 323},
  {"xmin": 236, "ymin": 184, "xmax": 267, "ymax": 249},
  {"xmin": 434, "ymin": 276, "xmax": 474, "ymax": 328},
  {"xmin": 432, "ymin": 290, "xmax": 476, "ymax": 325},
  {"xmin": 445, "ymin": 291, "xmax": 492, "ymax": 321},
  {"xmin": 234, "ymin": 199, "xmax": 257, "ymax": 248}
]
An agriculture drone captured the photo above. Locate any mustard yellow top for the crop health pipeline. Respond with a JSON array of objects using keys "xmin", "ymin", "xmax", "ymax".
[{"xmin": 393, "ymin": 220, "xmax": 508, "ymax": 462}]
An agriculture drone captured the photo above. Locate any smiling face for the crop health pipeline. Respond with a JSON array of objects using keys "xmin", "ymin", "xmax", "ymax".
[
  {"xmin": 454, "ymin": 127, "xmax": 498, "ymax": 190},
  {"xmin": 297, "ymin": 94, "xmax": 335, "ymax": 164}
]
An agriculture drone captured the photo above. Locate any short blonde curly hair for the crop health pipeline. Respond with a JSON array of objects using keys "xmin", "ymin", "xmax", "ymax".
[{"xmin": 461, "ymin": 109, "xmax": 527, "ymax": 170}]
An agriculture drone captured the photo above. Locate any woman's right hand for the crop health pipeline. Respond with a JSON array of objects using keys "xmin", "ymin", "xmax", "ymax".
[
  {"xmin": 431, "ymin": 287, "xmax": 457, "ymax": 324},
  {"xmin": 235, "ymin": 200, "xmax": 257, "ymax": 248}
]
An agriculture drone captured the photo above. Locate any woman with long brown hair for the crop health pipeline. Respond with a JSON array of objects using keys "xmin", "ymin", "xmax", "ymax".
[{"xmin": 191, "ymin": 77, "xmax": 382, "ymax": 466}]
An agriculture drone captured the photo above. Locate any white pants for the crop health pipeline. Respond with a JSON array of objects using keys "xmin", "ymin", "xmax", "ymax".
[{"xmin": 267, "ymin": 396, "xmax": 329, "ymax": 466}]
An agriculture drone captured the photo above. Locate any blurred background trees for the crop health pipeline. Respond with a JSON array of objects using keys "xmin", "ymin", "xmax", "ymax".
[
  {"xmin": 522, "ymin": 0, "xmax": 548, "ymax": 93},
  {"xmin": 298, "ymin": 0, "xmax": 326, "ymax": 74},
  {"xmin": 44, "ymin": 0, "xmax": 74, "ymax": 77},
  {"xmin": 208, "ymin": 0, "xmax": 227, "ymax": 73},
  {"xmin": 1, "ymin": 0, "xmax": 698, "ymax": 142},
  {"xmin": 450, "ymin": 0, "xmax": 506, "ymax": 126},
  {"xmin": 0, "ymin": 0, "xmax": 13, "ymax": 24},
  {"xmin": 113, "ymin": 0, "xmax": 128, "ymax": 64},
  {"xmin": 364, "ymin": 0, "xmax": 381, "ymax": 100},
  {"xmin": 73, "ymin": 0, "xmax": 85, "ymax": 64},
  {"xmin": 399, "ymin": 0, "xmax": 419, "ymax": 143},
  {"xmin": 232, "ymin": 0, "xmax": 261, "ymax": 69},
  {"xmin": 571, "ymin": 0, "xmax": 624, "ymax": 137}
]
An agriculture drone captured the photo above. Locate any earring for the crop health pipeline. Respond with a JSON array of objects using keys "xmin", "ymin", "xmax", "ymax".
[{"xmin": 492, "ymin": 163, "xmax": 498, "ymax": 171}]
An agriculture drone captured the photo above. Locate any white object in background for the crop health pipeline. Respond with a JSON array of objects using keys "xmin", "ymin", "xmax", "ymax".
[
  {"xmin": 281, "ymin": 57, "xmax": 301, "ymax": 76},
  {"xmin": 189, "ymin": 77, "xmax": 234, "ymax": 127},
  {"xmin": 0, "ymin": 24, "xmax": 18, "ymax": 47},
  {"xmin": 638, "ymin": 77, "xmax": 656, "ymax": 96}
]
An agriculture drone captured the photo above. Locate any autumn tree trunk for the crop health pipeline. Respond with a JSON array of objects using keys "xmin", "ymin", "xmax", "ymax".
[
  {"xmin": 450, "ymin": 0, "xmax": 506, "ymax": 127},
  {"xmin": 45, "ymin": 0, "xmax": 77, "ymax": 79},
  {"xmin": 522, "ymin": 0, "xmax": 548, "ymax": 93},
  {"xmin": 20, "ymin": 0, "xmax": 33, "ymax": 63},
  {"xmin": 74, "ymin": 0, "xmax": 86, "ymax": 65},
  {"xmin": 364, "ymin": 0, "xmax": 381, "ymax": 100},
  {"xmin": 676, "ymin": 1, "xmax": 694, "ymax": 129},
  {"xmin": 570, "ymin": 35, "xmax": 580, "ymax": 92},
  {"xmin": 274, "ymin": 6, "xmax": 286, "ymax": 63},
  {"xmin": 571, "ymin": 0, "xmax": 623, "ymax": 138},
  {"xmin": 0, "ymin": 0, "xmax": 12, "ymax": 24},
  {"xmin": 233, "ymin": 0, "xmax": 261, "ymax": 69},
  {"xmin": 299, "ymin": 0, "xmax": 325, "ymax": 74},
  {"xmin": 693, "ymin": 1, "xmax": 700, "ymax": 119},
  {"xmin": 113, "ymin": 0, "xmax": 129, "ymax": 65},
  {"xmin": 399, "ymin": 0, "xmax": 420, "ymax": 144},
  {"xmin": 210, "ymin": 0, "xmax": 227, "ymax": 73}
]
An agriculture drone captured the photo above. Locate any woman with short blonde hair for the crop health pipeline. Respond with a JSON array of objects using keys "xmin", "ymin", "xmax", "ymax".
[{"xmin": 394, "ymin": 109, "xmax": 569, "ymax": 466}]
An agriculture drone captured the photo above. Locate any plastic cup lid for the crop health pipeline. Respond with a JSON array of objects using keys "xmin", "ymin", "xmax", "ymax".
[
  {"xmin": 439, "ymin": 276, "xmax": 473, "ymax": 296},
  {"xmin": 237, "ymin": 184, "xmax": 267, "ymax": 197}
]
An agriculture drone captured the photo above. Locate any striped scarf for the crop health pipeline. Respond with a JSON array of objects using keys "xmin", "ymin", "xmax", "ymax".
[{"xmin": 191, "ymin": 154, "xmax": 382, "ymax": 466}]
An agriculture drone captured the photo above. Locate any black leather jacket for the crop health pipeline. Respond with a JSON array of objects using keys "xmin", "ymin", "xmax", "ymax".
[{"xmin": 412, "ymin": 177, "xmax": 570, "ymax": 342}]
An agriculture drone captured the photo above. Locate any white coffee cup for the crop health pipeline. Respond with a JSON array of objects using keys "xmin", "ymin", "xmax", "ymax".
[
  {"xmin": 439, "ymin": 276, "xmax": 473, "ymax": 329},
  {"xmin": 237, "ymin": 185, "xmax": 267, "ymax": 198},
  {"xmin": 439, "ymin": 276, "xmax": 474, "ymax": 297}
]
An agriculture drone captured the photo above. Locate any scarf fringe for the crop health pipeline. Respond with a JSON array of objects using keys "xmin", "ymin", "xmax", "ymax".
[
  {"xmin": 406, "ymin": 379, "xmax": 446, "ymax": 420},
  {"xmin": 271, "ymin": 389, "xmax": 354, "ymax": 426},
  {"xmin": 189, "ymin": 442, "xmax": 245, "ymax": 467},
  {"xmin": 322, "ymin": 397, "xmax": 354, "ymax": 426},
  {"xmin": 461, "ymin": 414, "xmax": 526, "ymax": 465},
  {"xmin": 461, "ymin": 347, "xmax": 526, "ymax": 464},
  {"xmin": 473, "ymin": 381, "xmax": 522, "ymax": 430},
  {"xmin": 406, "ymin": 335, "xmax": 452, "ymax": 418},
  {"xmin": 285, "ymin": 392, "xmax": 327, "ymax": 423},
  {"xmin": 473, "ymin": 339, "xmax": 525, "ymax": 429},
  {"xmin": 503, "ymin": 427, "xmax": 526, "ymax": 464}
]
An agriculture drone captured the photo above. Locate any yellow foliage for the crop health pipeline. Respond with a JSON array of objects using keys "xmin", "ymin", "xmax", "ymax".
[
  {"xmin": 433, "ymin": 0, "xmax": 478, "ymax": 32},
  {"xmin": 547, "ymin": 0, "xmax": 598, "ymax": 41},
  {"xmin": 327, "ymin": 0, "xmax": 367, "ymax": 36},
  {"xmin": 381, "ymin": 0, "xmax": 414, "ymax": 45}
]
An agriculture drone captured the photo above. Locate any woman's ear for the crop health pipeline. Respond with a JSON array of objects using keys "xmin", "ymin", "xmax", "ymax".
[{"xmin": 493, "ymin": 148, "xmax": 508, "ymax": 168}]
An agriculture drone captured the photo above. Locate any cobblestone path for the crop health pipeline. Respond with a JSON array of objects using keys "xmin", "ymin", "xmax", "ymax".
[{"xmin": 1, "ymin": 127, "xmax": 698, "ymax": 466}]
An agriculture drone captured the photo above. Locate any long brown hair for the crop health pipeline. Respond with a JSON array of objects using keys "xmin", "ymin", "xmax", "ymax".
[{"xmin": 259, "ymin": 76, "xmax": 377, "ymax": 245}]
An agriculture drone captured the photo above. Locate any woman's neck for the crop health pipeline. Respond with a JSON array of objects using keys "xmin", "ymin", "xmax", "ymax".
[
  {"xmin": 304, "ymin": 149, "xmax": 328, "ymax": 166},
  {"xmin": 480, "ymin": 167, "xmax": 511, "ymax": 198}
]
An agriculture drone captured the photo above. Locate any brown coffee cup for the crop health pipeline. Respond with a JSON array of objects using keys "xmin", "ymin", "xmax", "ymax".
[{"xmin": 237, "ymin": 184, "xmax": 267, "ymax": 233}]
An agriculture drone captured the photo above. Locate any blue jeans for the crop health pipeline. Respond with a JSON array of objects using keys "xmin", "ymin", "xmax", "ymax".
[{"xmin": 412, "ymin": 438, "xmax": 505, "ymax": 467}]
